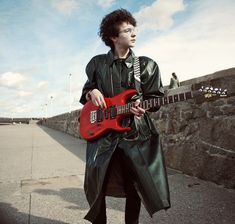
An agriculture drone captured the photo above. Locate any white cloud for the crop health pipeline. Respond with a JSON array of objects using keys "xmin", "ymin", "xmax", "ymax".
[
  {"xmin": 37, "ymin": 81, "xmax": 49, "ymax": 90},
  {"xmin": 13, "ymin": 104, "xmax": 32, "ymax": 114},
  {"xmin": 134, "ymin": 0, "xmax": 186, "ymax": 31},
  {"xmin": 0, "ymin": 99, "xmax": 33, "ymax": 117},
  {"xmin": 17, "ymin": 90, "xmax": 33, "ymax": 98},
  {"xmin": 96, "ymin": 0, "xmax": 115, "ymax": 8},
  {"xmin": 0, "ymin": 72, "xmax": 26, "ymax": 89},
  {"xmin": 53, "ymin": 0, "xmax": 79, "ymax": 15},
  {"xmin": 136, "ymin": 0, "xmax": 235, "ymax": 85}
]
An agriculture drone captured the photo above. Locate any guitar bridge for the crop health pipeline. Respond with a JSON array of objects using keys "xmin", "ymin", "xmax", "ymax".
[{"xmin": 90, "ymin": 110, "xmax": 97, "ymax": 123}]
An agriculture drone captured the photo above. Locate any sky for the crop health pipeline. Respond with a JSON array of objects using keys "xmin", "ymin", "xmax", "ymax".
[{"xmin": 0, "ymin": 0, "xmax": 234, "ymax": 118}]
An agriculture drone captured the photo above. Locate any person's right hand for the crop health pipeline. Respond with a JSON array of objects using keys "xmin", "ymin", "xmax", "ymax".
[{"xmin": 89, "ymin": 89, "xmax": 107, "ymax": 108}]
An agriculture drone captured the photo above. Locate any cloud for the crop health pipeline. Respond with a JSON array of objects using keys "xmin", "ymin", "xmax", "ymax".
[
  {"xmin": 13, "ymin": 104, "xmax": 32, "ymax": 114},
  {"xmin": 134, "ymin": 0, "xmax": 186, "ymax": 31},
  {"xmin": 0, "ymin": 96, "xmax": 33, "ymax": 117},
  {"xmin": 0, "ymin": 72, "xmax": 26, "ymax": 89},
  {"xmin": 17, "ymin": 90, "xmax": 33, "ymax": 98},
  {"xmin": 96, "ymin": 0, "xmax": 115, "ymax": 8},
  {"xmin": 52, "ymin": 0, "xmax": 79, "ymax": 15},
  {"xmin": 37, "ymin": 81, "xmax": 49, "ymax": 90},
  {"xmin": 136, "ymin": 0, "xmax": 235, "ymax": 84}
]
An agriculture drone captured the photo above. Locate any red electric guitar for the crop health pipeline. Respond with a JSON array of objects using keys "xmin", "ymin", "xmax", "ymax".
[{"xmin": 79, "ymin": 86, "xmax": 227, "ymax": 141}]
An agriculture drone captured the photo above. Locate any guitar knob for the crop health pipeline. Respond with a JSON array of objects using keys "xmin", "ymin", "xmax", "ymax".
[{"xmin": 88, "ymin": 130, "xmax": 94, "ymax": 136}]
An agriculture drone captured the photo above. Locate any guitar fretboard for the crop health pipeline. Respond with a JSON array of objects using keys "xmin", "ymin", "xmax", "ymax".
[{"xmin": 116, "ymin": 91, "xmax": 193, "ymax": 115}]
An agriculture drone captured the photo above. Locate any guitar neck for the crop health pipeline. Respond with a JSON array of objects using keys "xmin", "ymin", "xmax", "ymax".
[{"xmin": 116, "ymin": 91, "xmax": 193, "ymax": 115}]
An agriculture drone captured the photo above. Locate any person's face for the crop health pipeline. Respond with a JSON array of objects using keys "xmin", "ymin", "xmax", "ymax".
[{"xmin": 111, "ymin": 22, "xmax": 137, "ymax": 49}]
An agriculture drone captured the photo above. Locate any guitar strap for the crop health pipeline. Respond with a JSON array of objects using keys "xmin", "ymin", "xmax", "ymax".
[{"xmin": 133, "ymin": 57, "xmax": 142, "ymax": 95}]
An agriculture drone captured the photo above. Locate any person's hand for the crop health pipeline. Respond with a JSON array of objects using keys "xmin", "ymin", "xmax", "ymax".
[
  {"xmin": 130, "ymin": 99, "xmax": 145, "ymax": 117},
  {"xmin": 89, "ymin": 89, "xmax": 107, "ymax": 108}
]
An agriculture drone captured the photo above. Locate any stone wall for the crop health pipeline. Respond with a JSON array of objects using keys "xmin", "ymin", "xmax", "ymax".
[
  {"xmin": 152, "ymin": 71, "xmax": 235, "ymax": 189},
  {"xmin": 40, "ymin": 68, "xmax": 235, "ymax": 189},
  {"xmin": 0, "ymin": 117, "xmax": 31, "ymax": 124},
  {"xmin": 40, "ymin": 110, "xmax": 81, "ymax": 138}
]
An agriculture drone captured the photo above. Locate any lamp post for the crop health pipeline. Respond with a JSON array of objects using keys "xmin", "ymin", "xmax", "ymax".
[
  {"xmin": 45, "ymin": 103, "xmax": 48, "ymax": 118},
  {"xmin": 50, "ymin": 96, "xmax": 53, "ymax": 117},
  {"xmin": 69, "ymin": 73, "xmax": 72, "ymax": 113}
]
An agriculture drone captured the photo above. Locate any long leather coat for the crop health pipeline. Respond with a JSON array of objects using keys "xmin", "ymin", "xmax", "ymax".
[{"xmin": 80, "ymin": 49, "xmax": 170, "ymax": 222}]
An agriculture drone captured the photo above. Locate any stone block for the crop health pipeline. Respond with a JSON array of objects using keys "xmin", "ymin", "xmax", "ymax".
[
  {"xmin": 227, "ymin": 96, "xmax": 235, "ymax": 105},
  {"xmin": 197, "ymin": 141, "xmax": 235, "ymax": 188}
]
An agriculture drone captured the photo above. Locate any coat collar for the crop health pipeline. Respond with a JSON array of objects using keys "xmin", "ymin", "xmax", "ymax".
[{"xmin": 107, "ymin": 49, "xmax": 135, "ymax": 68}]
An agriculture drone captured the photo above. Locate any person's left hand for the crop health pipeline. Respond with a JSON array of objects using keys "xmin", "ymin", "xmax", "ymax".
[{"xmin": 130, "ymin": 99, "xmax": 145, "ymax": 117}]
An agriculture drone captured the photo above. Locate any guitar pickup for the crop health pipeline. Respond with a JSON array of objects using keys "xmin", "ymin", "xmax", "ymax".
[
  {"xmin": 90, "ymin": 110, "xmax": 97, "ymax": 123},
  {"xmin": 96, "ymin": 108, "xmax": 104, "ymax": 122},
  {"xmin": 104, "ymin": 108, "xmax": 109, "ymax": 119},
  {"xmin": 110, "ymin": 106, "xmax": 117, "ymax": 119}
]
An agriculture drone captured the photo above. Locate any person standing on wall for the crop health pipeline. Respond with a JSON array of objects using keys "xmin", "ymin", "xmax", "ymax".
[
  {"xmin": 169, "ymin": 72, "xmax": 180, "ymax": 89},
  {"xmin": 79, "ymin": 9, "xmax": 170, "ymax": 224}
]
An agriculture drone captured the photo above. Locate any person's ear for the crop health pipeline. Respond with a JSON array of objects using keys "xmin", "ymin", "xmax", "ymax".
[{"xmin": 110, "ymin": 36, "xmax": 118, "ymax": 43}]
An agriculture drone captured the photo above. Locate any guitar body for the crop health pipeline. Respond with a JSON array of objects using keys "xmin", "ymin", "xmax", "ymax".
[{"xmin": 80, "ymin": 89, "xmax": 137, "ymax": 141}]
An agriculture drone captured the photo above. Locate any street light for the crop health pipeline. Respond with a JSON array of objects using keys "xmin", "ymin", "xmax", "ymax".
[
  {"xmin": 45, "ymin": 103, "xmax": 48, "ymax": 118},
  {"xmin": 69, "ymin": 73, "xmax": 72, "ymax": 113},
  {"xmin": 50, "ymin": 96, "xmax": 53, "ymax": 117}
]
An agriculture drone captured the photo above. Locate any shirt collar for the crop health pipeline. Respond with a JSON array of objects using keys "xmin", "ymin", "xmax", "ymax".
[{"xmin": 107, "ymin": 49, "xmax": 135, "ymax": 68}]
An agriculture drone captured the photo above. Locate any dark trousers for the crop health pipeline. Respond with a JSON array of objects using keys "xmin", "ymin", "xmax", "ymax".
[{"xmin": 93, "ymin": 147, "xmax": 141, "ymax": 224}]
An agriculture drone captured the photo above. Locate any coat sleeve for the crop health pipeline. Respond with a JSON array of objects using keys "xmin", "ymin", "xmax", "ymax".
[
  {"xmin": 79, "ymin": 57, "xmax": 97, "ymax": 105},
  {"xmin": 140, "ymin": 57, "xmax": 165, "ymax": 112}
]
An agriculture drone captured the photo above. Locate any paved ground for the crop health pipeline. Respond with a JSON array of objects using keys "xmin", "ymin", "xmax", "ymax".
[{"xmin": 0, "ymin": 123, "xmax": 234, "ymax": 224}]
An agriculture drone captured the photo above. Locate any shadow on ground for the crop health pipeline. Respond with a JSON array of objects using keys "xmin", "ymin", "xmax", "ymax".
[
  {"xmin": 37, "ymin": 125, "xmax": 86, "ymax": 162},
  {"xmin": 0, "ymin": 202, "xmax": 68, "ymax": 224}
]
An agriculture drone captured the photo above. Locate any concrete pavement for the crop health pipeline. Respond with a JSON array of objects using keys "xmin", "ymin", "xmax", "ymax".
[{"xmin": 0, "ymin": 123, "xmax": 234, "ymax": 224}]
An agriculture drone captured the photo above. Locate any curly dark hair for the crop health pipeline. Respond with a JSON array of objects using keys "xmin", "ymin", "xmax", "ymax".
[{"xmin": 99, "ymin": 9, "xmax": 137, "ymax": 50}]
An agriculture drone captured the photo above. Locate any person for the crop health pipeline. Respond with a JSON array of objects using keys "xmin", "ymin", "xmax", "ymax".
[
  {"xmin": 79, "ymin": 9, "xmax": 170, "ymax": 224},
  {"xmin": 169, "ymin": 72, "xmax": 180, "ymax": 89}
]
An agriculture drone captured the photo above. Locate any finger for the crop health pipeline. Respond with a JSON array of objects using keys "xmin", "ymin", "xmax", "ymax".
[
  {"xmin": 130, "ymin": 107, "xmax": 139, "ymax": 116},
  {"xmin": 134, "ymin": 99, "xmax": 141, "ymax": 107},
  {"xmin": 101, "ymin": 101, "xmax": 107, "ymax": 108},
  {"xmin": 136, "ymin": 106, "xmax": 145, "ymax": 114},
  {"xmin": 100, "ymin": 97, "xmax": 107, "ymax": 108},
  {"xmin": 96, "ymin": 97, "xmax": 102, "ymax": 107},
  {"xmin": 131, "ymin": 107, "xmax": 145, "ymax": 117},
  {"xmin": 93, "ymin": 99, "xmax": 99, "ymax": 106}
]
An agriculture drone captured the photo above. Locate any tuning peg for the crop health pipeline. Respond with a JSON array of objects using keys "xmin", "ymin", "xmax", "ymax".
[
  {"xmin": 199, "ymin": 86, "xmax": 204, "ymax": 92},
  {"xmin": 199, "ymin": 86, "xmax": 228, "ymax": 97},
  {"xmin": 221, "ymin": 89, "xmax": 227, "ymax": 96}
]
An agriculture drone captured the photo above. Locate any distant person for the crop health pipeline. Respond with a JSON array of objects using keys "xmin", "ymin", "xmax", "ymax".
[{"xmin": 169, "ymin": 72, "xmax": 180, "ymax": 89}]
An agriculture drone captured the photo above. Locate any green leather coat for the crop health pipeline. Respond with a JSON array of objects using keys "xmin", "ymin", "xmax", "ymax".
[{"xmin": 80, "ymin": 50, "xmax": 170, "ymax": 222}]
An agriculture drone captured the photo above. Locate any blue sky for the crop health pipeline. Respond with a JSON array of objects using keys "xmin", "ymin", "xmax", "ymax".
[{"xmin": 0, "ymin": 0, "xmax": 234, "ymax": 118}]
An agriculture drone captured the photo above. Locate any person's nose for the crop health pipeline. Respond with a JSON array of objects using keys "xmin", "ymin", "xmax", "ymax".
[{"xmin": 131, "ymin": 31, "xmax": 136, "ymax": 37}]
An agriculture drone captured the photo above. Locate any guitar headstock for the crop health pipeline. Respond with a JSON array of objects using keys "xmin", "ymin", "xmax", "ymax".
[{"xmin": 199, "ymin": 86, "xmax": 227, "ymax": 98}]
